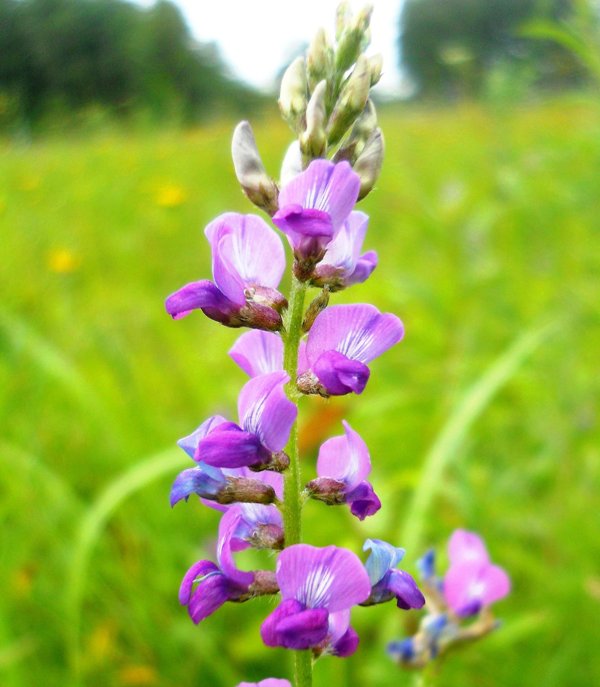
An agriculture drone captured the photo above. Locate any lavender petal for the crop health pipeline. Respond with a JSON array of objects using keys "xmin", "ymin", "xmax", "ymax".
[
  {"xmin": 312, "ymin": 350, "xmax": 370, "ymax": 395},
  {"xmin": 229, "ymin": 331, "xmax": 283, "ymax": 377}
]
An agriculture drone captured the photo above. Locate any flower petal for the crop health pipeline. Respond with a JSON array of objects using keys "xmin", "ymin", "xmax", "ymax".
[
  {"xmin": 448, "ymin": 529, "xmax": 490, "ymax": 566},
  {"xmin": 444, "ymin": 560, "xmax": 510, "ymax": 616},
  {"xmin": 312, "ymin": 350, "xmax": 370, "ymax": 395},
  {"xmin": 216, "ymin": 507, "xmax": 255, "ymax": 587},
  {"xmin": 179, "ymin": 560, "xmax": 219, "ymax": 605},
  {"xmin": 177, "ymin": 415, "xmax": 229, "ymax": 459},
  {"xmin": 261, "ymin": 598, "xmax": 305, "ymax": 647},
  {"xmin": 346, "ymin": 481, "xmax": 381, "ymax": 520},
  {"xmin": 273, "ymin": 607, "xmax": 330, "ymax": 649},
  {"xmin": 363, "ymin": 539, "xmax": 406, "ymax": 586},
  {"xmin": 186, "ymin": 573, "xmax": 231, "ymax": 623},
  {"xmin": 237, "ymin": 371, "xmax": 297, "ymax": 452},
  {"xmin": 387, "ymin": 569, "xmax": 426, "ymax": 610},
  {"xmin": 307, "ymin": 304, "xmax": 404, "ymax": 365},
  {"xmin": 278, "ymin": 160, "xmax": 360, "ymax": 232},
  {"xmin": 165, "ymin": 280, "xmax": 233, "ymax": 319},
  {"xmin": 317, "ymin": 421, "xmax": 371, "ymax": 488},
  {"xmin": 345, "ymin": 250, "xmax": 378, "ymax": 287},
  {"xmin": 198, "ymin": 428, "xmax": 266, "ymax": 468},
  {"xmin": 229, "ymin": 331, "xmax": 283, "ymax": 377},
  {"xmin": 276, "ymin": 544, "xmax": 371, "ymax": 612},
  {"xmin": 318, "ymin": 211, "xmax": 369, "ymax": 277},
  {"xmin": 169, "ymin": 465, "xmax": 227, "ymax": 506}
]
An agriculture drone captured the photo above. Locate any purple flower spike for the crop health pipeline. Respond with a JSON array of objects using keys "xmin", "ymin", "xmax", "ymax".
[
  {"xmin": 197, "ymin": 372, "xmax": 296, "ymax": 471},
  {"xmin": 180, "ymin": 506, "xmax": 256, "ymax": 624},
  {"xmin": 307, "ymin": 421, "xmax": 381, "ymax": 521},
  {"xmin": 273, "ymin": 160, "xmax": 360, "ymax": 277},
  {"xmin": 312, "ymin": 211, "xmax": 378, "ymax": 291},
  {"xmin": 363, "ymin": 539, "xmax": 425, "ymax": 610},
  {"xmin": 261, "ymin": 544, "xmax": 370, "ymax": 651},
  {"xmin": 237, "ymin": 680, "xmax": 291, "ymax": 687},
  {"xmin": 229, "ymin": 330, "xmax": 308, "ymax": 378},
  {"xmin": 443, "ymin": 530, "xmax": 510, "ymax": 617},
  {"xmin": 166, "ymin": 213, "xmax": 287, "ymax": 331},
  {"xmin": 298, "ymin": 304, "xmax": 404, "ymax": 397}
]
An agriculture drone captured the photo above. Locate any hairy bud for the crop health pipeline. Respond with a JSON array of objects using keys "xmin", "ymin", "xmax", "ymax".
[
  {"xmin": 368, "ymin": 53, "xmax": 383, "ymax": 86},
  {"xmin": 302, "ymin": 287, "xmax": 330, "ymax": 332},
  {"xmin": 301, "ymin": 80, "xmax": 328, "ymax": 159},
  {"xmin": 333, "ymin": 99, "xmax": 377, "ymax": 164},
  {"xmin": 327, "ymin": 55, "xmax": 371, "ymax": 146},
  {"xmin": 231, "ymin": 121, "xmax": 279, "ymax": 215},
  {"xmin": 279, "ymin": 56, "xmax": 308, "ymax": 132},
  {"xmin": 335, "ymin": 3, "xmax": 373, "ymax": 72},
  {"xmin": 307, "ymin": 28, "xmax": 333, "ymax": 91},
  {"xmin": 354, "ymin": 127, "xmax": 384, "ymax": 200}
]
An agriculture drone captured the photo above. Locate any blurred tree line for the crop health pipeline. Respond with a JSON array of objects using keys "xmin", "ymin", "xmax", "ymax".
[
  {"xmin": 399, "ymin": 0, "xmax": 590, "ymax": 98},
  {"xmin": 0, "ymin": 0, "xmax": 264, "ymax": 129}
]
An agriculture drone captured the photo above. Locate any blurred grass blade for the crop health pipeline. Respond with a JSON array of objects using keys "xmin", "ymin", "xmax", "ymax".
[
  {"xmin": 399, "ymin": 321, "xmax": 558, "ymax": 555},
  {"xmin": 65, "ymin": 447, "xmax": 186, "ymax": 682}
]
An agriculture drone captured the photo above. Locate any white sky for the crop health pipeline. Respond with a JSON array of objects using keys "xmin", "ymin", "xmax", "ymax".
[{"xmin": 136, "ymin": 1, "xmax": 405, "ymax": 95}]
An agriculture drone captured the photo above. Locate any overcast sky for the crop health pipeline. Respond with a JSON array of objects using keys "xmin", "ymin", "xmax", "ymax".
[{"xmin": 136, "ymin": 1, "xmax": 405, "ymax": 95}]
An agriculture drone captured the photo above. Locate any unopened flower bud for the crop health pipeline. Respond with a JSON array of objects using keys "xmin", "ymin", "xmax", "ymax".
[
  {"xmin": 307, "ymin": 28, "xmax": 333, "ymax": 91},
  {"xmin": 336, "ymin": 1, "xmax": 352, "ymax": 41},
  {"xmin": 368, "ymin": 53, "xmax": 383, "ymax": 86},
  {"xmin": 335, "ymin": 4, "xmax": 373, "ymax": 72},
  {"xmin": 302, "ymin": 287, "xmax": 330, "ymax": 332},
  {"xmin": 280, "ymin": 141, "xmax": 303, "ymax": 186},
  {"xmin": 231, "ymin": 121, "xmax": 279, "ymax": 216},
  {"xmin": 300, "ymin": 80, "xmax": 327, "ymax": 159},
  {"xmin": 279, "ymin": 56, "xmax": 307, "ymax": 132},
  {"xmin": 354, "ymin": 127, "xmax": 384, "ymax": 200},
  {"xmin": 333, "ymin": 99, "xmax": 377, "ymax": 164},
  {"xmin": 327, "ymin": 55, "xmax": 370, "ymax": 146}
]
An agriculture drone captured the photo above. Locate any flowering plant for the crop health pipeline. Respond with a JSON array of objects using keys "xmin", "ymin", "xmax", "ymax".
[{"xmin": 165, "ymin": 5, "xmax": 510, "ymax": 686}]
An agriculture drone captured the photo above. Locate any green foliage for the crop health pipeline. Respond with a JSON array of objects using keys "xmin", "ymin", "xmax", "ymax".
[
  {"xmin": 0, "ymin": 100, "xmax": 599, "ymax": 686},
  {"xmin": 0, "ymin": 0, "xmax": 264, "ymax": 130},
  {"xmin": 399, "ymin": 0, "xmax": 583, "ymax": 98}
]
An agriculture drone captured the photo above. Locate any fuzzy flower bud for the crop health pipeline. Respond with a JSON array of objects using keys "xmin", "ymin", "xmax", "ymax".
[
  {"xmin": 368, "ymin": 53, "xmax": 383, "ymax": 86},
  {"xmin": 335, "ymin": 4, "xmax": 373, "ymax": 72},
  {"xmin": 231, "ymin": 121, "xmax": 279, "ymax": 216},
  {"xmin": 336, "ymin": 2, "xmax": 352, "ymax": 41},
  {"xmin": 302, "ymin": 287, "xmax": 330, "ymax": 332},
  {"xmin": 279, "ymin": 56, "xmax": 307, "ymax": 132},
  {"xmin": 333, "ymin": 99, "xmax": 377, "ymax": 165},
  {"xmin": 300, "ymin": 80, "xmax": 328, "ymax": 160},
  {"xmin": 307, "ymin": 28, "xmax": 333, "ymax": 91},
  {"xmin": 327, "ymin": 55, "xmax": 371, "ymax": 146},
  {"xmin": 354, "ymin": 128, "xmax": 384, "ymax": 200}
]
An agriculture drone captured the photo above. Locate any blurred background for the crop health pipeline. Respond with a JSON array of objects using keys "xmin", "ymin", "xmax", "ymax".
[{"xmin": 1, "ymin": 1, "xmax": 599, "ymax": 686}]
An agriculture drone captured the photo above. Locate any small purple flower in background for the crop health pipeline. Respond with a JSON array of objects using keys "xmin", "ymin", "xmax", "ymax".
[
  {"xmin": 166, "ymin": 213, "xmax": 287, "ymax": 330},
  {"xmin": 194, "ymin": 372, "xmax": 296, "ymax": 471},
  {"xmin": 443, "ymin": 529, "xmax": 510, "ymax": 617},
  {"xmin": 306, "ymin": 420, "xmax": 381, "ymax": 520},
  {"xmin": 179, "ymin": 507, "xmax": 258, "ymax": 623},
  {"xmin": 261, "ymin": 544, "xmax": 370, "ymax": 652},
  {"xmin": 272, "ymin": 160, "xmax": 360, "ymax": 276},
  {"xmin": 236, "ymin": 680, "xmax": 291, "ymax": 687},
  {"xmin": 297, "ymin": 304, "xmax": 404, "ymax": 396},
  {"xmin": 311, "ymin": 211, "xmax": 378, "ymax": 291},
  {"xmin": 362, "ymin": 539, "xmax": 425, "ymax": 609}
]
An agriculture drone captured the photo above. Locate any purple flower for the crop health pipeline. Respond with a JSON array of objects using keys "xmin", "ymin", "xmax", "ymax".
[
  {"xmin": 179, "ymin": 507, "xmax": 256, "ymax": 623},
  {"xmin": 170, "ymin": 416, "xmax": 282, "ymax": 506},
  {"xmin": 165, "ymin": 213, "xmax": 287, "ymax": 331},
  {"xmin": 297, "ymin": 304, "xmax": 404, "ymax": 396},
  {"xmin": 229, "ymin": 330, "xmax": 309, "ymax": 378},
  {"xmin": 261, "ymin": 544, "xmax": 370, "ymax": 652},
  {"xmin": 307, "ymin": 421, "xmax": 381, "ymax": 520},
  {"xmin": 314, "ymin": 609, "xmax": 360, "ymax": 658},
  {"xmin": 362, "ymin": 539, "xmax": 425, "ymax": 610},
  {"xmin": 311, "ymin": 211, "xmax": 377, "ymax": 290},
  {"xmin": 443, "ymin": 530, "xmax": 510, "ymax": 617},
  {"xmin": 193, "ymin": 372, "xmax": 296, "ymax": 471},
  {"xmin": 237, "ymin": 680, "xmax": 291, "ymax": 687},
  {"xmin": 226, "ymin": 502, "xmax": 284, "ymax": 551},
  {"xmin": 272, "ymin": 160, "xmax": 360, "ymax": 276}
]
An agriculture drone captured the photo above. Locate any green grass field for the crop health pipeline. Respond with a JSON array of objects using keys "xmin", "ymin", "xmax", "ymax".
[{"xmin": 1, "ymin": 98, "xmax": 599, "ymax": 687}]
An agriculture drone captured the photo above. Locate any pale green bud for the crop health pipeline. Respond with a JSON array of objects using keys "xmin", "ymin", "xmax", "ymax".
[
  {"xmin": 327, "ymin": 55, "xmax": 371, "ymax": 146},
  {"xmin": 279, "ymin": 56, "xmax": 307, "ymax": 131},
  {"xmin": 231, "ymin": 121, "xmax": 279, "ymax": 215},
  {"xmin": 300, "ymin": 80, "xmax": 327, "ymax": 160},
  {"xmin": 335, "ymin": 1, "xmax": 352, "ymax": 42},
  {"xmin": 335, "ymin": 3, "xmax": 373, "ymax": 72},
  {"xmin": 354, "ymin": 127, "xmax": 384, "ymax": 200},
  {"xmin": 333, "ymin": 99, "xmax": 377, "ymax": 164},
  {"xmin": 368, "ymin": 53, "xmax": 383, "ymax": 86},
  {"xmin": 307, "ymin": 28, "xmax": 333, "ymax": 91}
]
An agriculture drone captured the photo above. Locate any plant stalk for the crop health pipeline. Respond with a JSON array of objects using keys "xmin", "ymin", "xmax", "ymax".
[{"xmin": 281, "ymin": 274, "xmax": 312, "ymax": 687}]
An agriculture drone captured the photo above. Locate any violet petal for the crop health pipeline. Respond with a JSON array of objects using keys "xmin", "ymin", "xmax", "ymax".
[
  {"xmin": 448, "ymin": 529, "xmax": 490, "ymax": 567},
  {"xmin": 312, "ymin": 350, "xmax": 370, "ymax": 395},
  {"xmin": 198, "ymin": 428, "xmax": 266, "ymax": 468},
  {"xmin": 229, "ymin": 331, "xmax": 283, "ymax": 377},
  {"xmin": 388, "ymin": 569, "xmax": 426, "ymax": 610},
  {"xmin": 179, "ymin": 560, "xmax": 219, "ymax": 605},
  {"xmin": 165, "ymin": 280, "xmax": 233, "ymax": 320},
  {"xmin": 187, "ymin": 572, "xmax": 231, "ymax": 623},
  {"xmin": 346, "ymin": 481, "xmax": 381, "ymax": 520},
  {"xmin": 261, "ymin": 598, "xmax": 305, "ymax": 647},
  {"xmin": 317, "ymin": 421, "xmax": 371, "ymax": 489},
  {"xmin": 177, "ymin": 415, "xmax": 229, "ymax": 459}
]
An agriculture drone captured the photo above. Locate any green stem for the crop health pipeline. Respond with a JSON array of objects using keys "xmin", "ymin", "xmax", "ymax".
[{"xmin": 281, "ymin": 275, "xmax": 312, "ymax": 687}]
